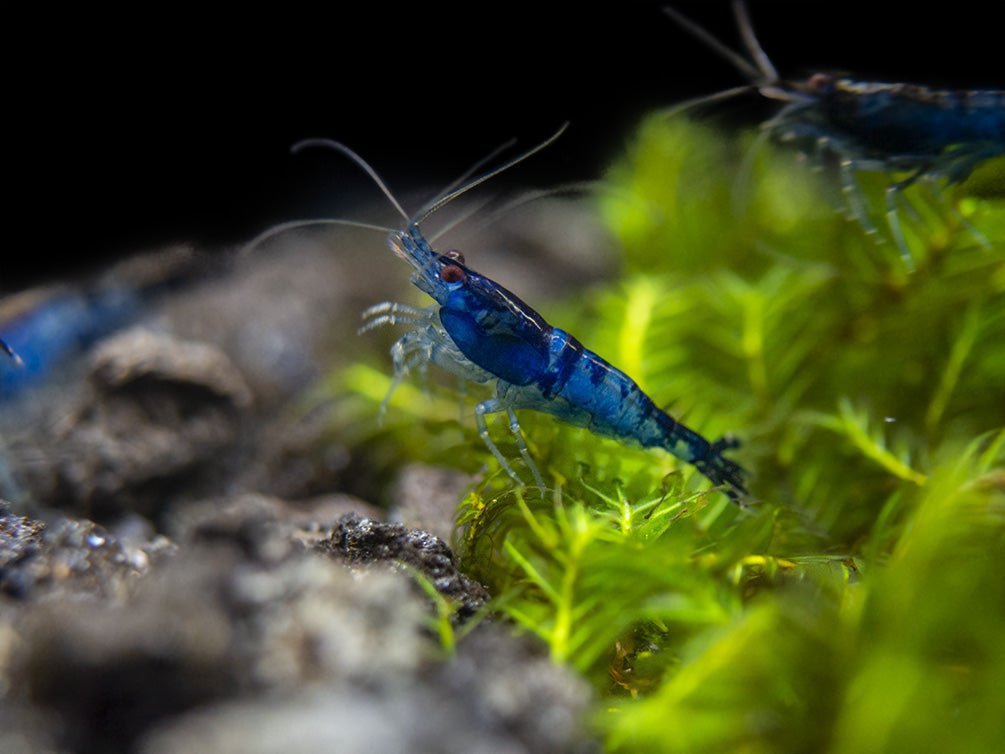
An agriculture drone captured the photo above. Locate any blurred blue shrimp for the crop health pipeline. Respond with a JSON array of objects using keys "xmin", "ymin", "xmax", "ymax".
[
  {"xmin": 0, "ymin": 248, "xmax": 197, "ymax": 401},
  {"xmin": 663, "ymin": 1, "xmax": 1004, "ymax": 269},
  {"xmin": 0, "ymin": 286, "xmax": 141, "ymax": 399},
  {"xmin": 279, "ymin": 127, "xmax": 747, "ymax": 500}
]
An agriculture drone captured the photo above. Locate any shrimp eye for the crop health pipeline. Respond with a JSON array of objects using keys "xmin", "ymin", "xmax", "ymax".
[
  {"xmin": 806, "ymin": 72, "xmax": 834, "ymax": 94},
  {"xmin": 443, "ymin": 249, "xmax": 465, "ymax": 264},
  {"xmin": 440, "ymin": 265, "xmax": 465, "ymax": 283}
]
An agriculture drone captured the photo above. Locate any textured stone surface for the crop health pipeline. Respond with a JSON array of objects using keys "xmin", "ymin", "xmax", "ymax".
[{"xmin": 0, "ymin": 203, "xmax": 609, "ymax": 753}]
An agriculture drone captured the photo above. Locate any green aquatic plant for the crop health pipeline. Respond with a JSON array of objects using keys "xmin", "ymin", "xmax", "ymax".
[
  {"xmin": 599, "ymin": 431, "xmax": 1004, "ymax": 754},
  {"xmin": 330, "ymin": 114, "xmax": 1004, "ymax": 752}
]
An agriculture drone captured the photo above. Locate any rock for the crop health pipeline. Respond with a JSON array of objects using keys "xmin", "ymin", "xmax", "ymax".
[
  {"xmin": 0, "ymin": 502, "xmax": 157, "ymax": 601},
  {"xmin": 319, "ymin": 512, "xmax": 491, "ymax": 624},
  {"xmin": 12, "ymin": 328, "xmax": 254, "ymax": 520}
]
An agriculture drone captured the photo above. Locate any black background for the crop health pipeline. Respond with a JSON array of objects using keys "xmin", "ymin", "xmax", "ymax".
[{"xmin": 8, "ymin": 2, "xmax": 997, "ymax": 290}]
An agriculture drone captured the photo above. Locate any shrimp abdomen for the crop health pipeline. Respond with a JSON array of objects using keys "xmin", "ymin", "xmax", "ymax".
[
  {"xmin": 533, "ymin": 330, "xmax": 699, "ymax": 460},
  {"xmin": 822, "ymin": 84, "xmax": 1005, "ymax": 156}
]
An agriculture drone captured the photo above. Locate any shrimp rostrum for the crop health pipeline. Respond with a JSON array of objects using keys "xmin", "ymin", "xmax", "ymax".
[
  {"xmin": 664, "ymin": 1, "xmax": 1005, "ymax": 267},
  {"xmin": 295, "ymin": 128, "xmax": 747, "ymax": 501}
]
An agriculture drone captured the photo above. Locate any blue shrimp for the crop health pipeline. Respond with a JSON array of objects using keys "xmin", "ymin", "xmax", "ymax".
[
  {"xmin": 663, "ymin": 1, "xmax": 1005, "ymax": 269},
  {"xmin": 0, "ymin": 286, "xmax": 143, "ymax": 400},
  {"xmin": 0, "ymin": 249, "xmax": 197, "ymax": 400},
  {"xmin": 297, "ymin": 128, "xmax": 747, "ymax": 500}
]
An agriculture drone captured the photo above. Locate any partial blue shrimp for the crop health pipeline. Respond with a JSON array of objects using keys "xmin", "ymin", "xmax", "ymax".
[
  {"xmin": 0, "ymin": 248, "xmax": 198, "ymax": 400},
  {"xmin": 289, "ymin": 128, "xmax": 747, "ymax": 500},
  {"xmin": 663, "ymin": 1, "xmax": 1005, "ymax": 269},
  {"xmin": 0, "ymin": 284, "xmax": 148, "ymax": 400}
]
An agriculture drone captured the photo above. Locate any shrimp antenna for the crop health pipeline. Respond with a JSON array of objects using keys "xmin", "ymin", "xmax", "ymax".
[
  {"xmin": 241, "ymin": 217, "xmax": 396, "ymax": 258},
  {"xmin": 416, "ymin": 139, "xmax": 521, "ymax": 241},
  {"xmin": 731, "ymin": 0, "xmax": 778, "ymax": 83},
  {"xmin": 427, "ymin": 138, "xmax": 519, "ymax": 210},
  {"xmin": 246, "ymin": 124, "xmax": 568, "ymax": 253},
  {"xmin": 290, "ymin": 132, "xmax": 535, "ymax": 229},
  {"xmin": 663, "ymin": 4, "xmax": 762, "ymax": 84},
  {"xmin": 414, "ymin": 122, "xmax": 570, "ymax": 226},
  {"xmin": 292, "ymin": 138, "xmax": 411, "ymax": 222},
  {"xmin": 660, "ymin": 3, "xmax": 791, "ymax": 116},
  {"xmin": 240, "ymin": 137, "xmax": 413, "ymax": 253}
]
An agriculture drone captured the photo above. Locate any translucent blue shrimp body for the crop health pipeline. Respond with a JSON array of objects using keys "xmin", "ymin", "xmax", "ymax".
[
  {"xmin": 664, "ymin": 1, "xmax": 1004, "ymax": 268},
  {"xmin": 367, "ymin": 163, "xmax": 746, "ymax": 500}
]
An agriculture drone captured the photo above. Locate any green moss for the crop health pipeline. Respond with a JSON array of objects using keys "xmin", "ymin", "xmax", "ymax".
[{"xmin": 334, "ymin": 114, "xmax": 1005, "ymax": 752}]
